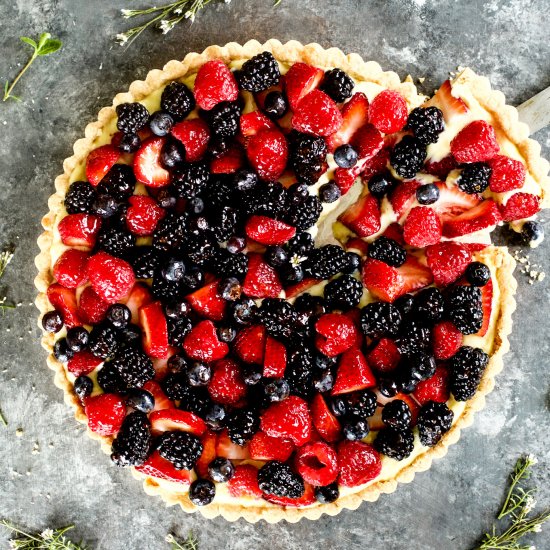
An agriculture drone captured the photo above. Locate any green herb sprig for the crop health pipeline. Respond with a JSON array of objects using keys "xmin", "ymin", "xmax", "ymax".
[
  {"xmin": 0, "ymin": 521, "xmax": 87, "ymax": 550},
  {"xmin": 0, "ymin": 248, "xmax": 15, "ymax": 314},
  {"xmin": 165, "ymin": 531, "xmax": 199, "ymax": 550},
  {"xmin": 3, "ymin": 33, "xmax": 62, "ymax": 102}
]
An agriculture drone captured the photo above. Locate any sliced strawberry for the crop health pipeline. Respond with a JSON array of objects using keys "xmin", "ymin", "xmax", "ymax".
[
  {"xmin": 260, "ymin": 395, "xmax": 312, "ymax": 447},
  {"xmin": 263, "ymin": 481, "xmax": 316, "ymax": 507},
  {"xmin": 488, "ymin": 155, "xmax": 526, "ymax": 193},
  {"xmin": 390, "ymin": 179, "xmax": 421, "ymax": 219},
  {"xmin": 87, "ymin": 252, "xmax": 135, "ymax": 304},
  {"xmin": 85, "ymin": 393, "xmax": 126, "ymax": 436},
  {"xmin": 284, "ymin": 62, "xmax": 324, "ymax": 111},
  {"xmin": 133, "ymin": 137, "xmax": 170, "ymax": 187},
  {"xmin": 183, "ymin": 320, "xmax": 229, "ymax": 362},
  {"xmin": 352, "ymin": 123, "xmax": 385, "ymax": 160},
  {"xmin": 125, "ymin": 195, "xmax": 165, "ymax": 236},
  {"xmin": 195, "ymin": 430, "xmax": 218, "ymax": 478},
  {"xmin": 424, "ymin": 155, "xmax": 458, "ymax": 179},
  {"xmin": 139, "ymin": 301, "xmax": 169, "ymax": 359},
  {"xmin": 334, "ymin": 167, "xmax": 358, "ymax": 195},
  {"xmin": 477, "ymin": 278, "xmax": 493, "ymax": 337},
  {"xmin": 263, "ymin": 336, "xmax": 287, "ymax": 377},
  {"xmin": 67, "ymin": 350, "xmax": 103, "ymax": 376},
  {"xmin": 425, "ymin": 242, "xmax": 472, "ymax": 286},
  {"xmin": 403, "ymin": 206, "xmax": 442, "ymax": 247},
  {"xmin": 245, "ymin": 215, "xmax": 296, "ymax": 245},
  {"xmin": 367, "ymin": 338, "xmax": 401, "ymax": 373},
  {"xmin": 361, "ymin": 146, "xmax": 391, "ymax": 181},
  {"xmin": 249, "ymin": 431, "xmax": 295, "ymax": 461},
  {"xmin": 368, "ymin": 90, "xmax": 408, "ymax": 134},
  {"xmin": 462, "ymin": 242, "xmax": 489, "ymax": 253},
  {"xmin": 216, "ymin": 430, "xmax": 250, "ymax": 459},
  {"xmin": 187, "ymin": 281, "xmax": 227, "ymax": 321},
  {"xmin": 208, "ymin": 359, "xmax": 247, "ymax": 405},
  {"xmin": 413, "ymin": 366, "xmax": 451, "ymax": 405},
  {"xmin": 345, "ymin": 237, "xmax": 369, "ymax": 256},
  {"xmin": 310, "ymin": 393, "xmax": 341, "ymax": 442},
  {"xmin": 432, "ymin": 181, "xmax": 481, "ymax": 223},
  {"xmin": 425, "ymin": 80, "xmax": 468, "ymax": 122},
  {"xmin": 210, "ymin": 143, "xmax": 245, "ymax": 174},
  {"xmin": 500, "ymin": 192, "xmax": 541, "ymax": 222},
  {"xmin": 58, "ymin": 214, "xmax": 101, "ymax": 250},
  {"xmin": 77, "ymin": 285, "xmax": 109, "ymax": 325},
  {"xmin": 432, "ymin": 321, "xmax": 463, "ymax": 360},
  {"xmin": 234, "ymin": 324, "xmax": 267, "ymax": 364},
  {"xmin": 338, "ymin": 193, "xmax": 381, "ymax": 237},
  {"xmin": 150, "ymin": 409, "xmax": 206, "ymax": 436},
  {"xmin": 246, "ymin": 129, "xmax": 288, "ymax": 180},
  {"xmin": 332, "ymin": 347, "xmax": 376, "ymax": 395},
  {"xmin": 47, "ymin": 283, "xmax": 82, "ymax": 328},
  {"xmin": 170, "ymin": 118, "xmax": 210, "ymax": 162},
  {"xmin": 142, "ymin": 380, "xmax": 175, "ymax": 411},
  {"xmin": 292, "ymin": 90, "xmax": 343, "ymax": 137},
  {"xmin": 315, "ymin": 313, "xmax": 360, "ymax": 357},
  {"xmin": 151, "ymin": 347, "xmax": 178, "ymax": 380},
  {"xmin": 382, "ymin": 222, "xmax": 405, "ymax": 245},
  {"xmin": 240, "ymin": 111, "xmax": 276, "ymax": 137},
  {"xmin": 451, "ymin": 120, "xmax": 499, "ymax": 163},
  {"xmin": 193, "ymin": 59, "xmax": 239, "ymax": 110},
  {"xmin": 295, "ymin": 442, "xmax": 338, "ymax": 487},
  {"xmin": 284, "ymin": 277, "xmax": 321, "ymax": 299},
  {"xmin": 53, "ymin": 249, "xmax": 90, "ymax": 289},
  {"xmin": 85, "ymin": 145, "xmax": 121, "ymax": 186},
  {"xmin": 338, "ymin": 440, "xmax": 382, "ymax": 487},
  {"xmin": 135, "ymin": 451, "xmax": 192, "ymax": 485},
  {"xmin": 242, "ymin": 252, "xmax": 283, "ymax": 298},
  {"xmin": 326, "ymin": 92, "xmax": 370, "ymax": 152},
  {"xmin": 227, "ymin": 465, "xmax": 262, "ymax": 499},
  {"xmin": 121, "ymin": 283, "xmax": 153, "ymax": 324},
  {"xmin": 443, "ymin": 199, "xmax": 502, "ymax": 238}
]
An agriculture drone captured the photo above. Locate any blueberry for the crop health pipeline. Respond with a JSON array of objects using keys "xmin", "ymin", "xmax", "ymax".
[
  {"xmin": 189, "ymin": 479, "xmax": 216, "ymax": 506},
  {"xmin": 93, "ymin": 194, "xmax": 119, "ymax": 218},
  {"xmin": 226, "ymin": 236, "xmax": 246, "ymax": 254},
  {"xmin": 378, "ymin": 377, "xmax": 399, "ymax": 398},
  {"xmin": 66, "ymin": 327, "xmax": 89, "ymax": 352},
  {"xmin": 118, "ymin": 132, "xmax": 141, "ymax": 153},
  {"xmin": 368, "ymin": 173, "xmax": 397, "ymax": 198},
  {"xmin": 107, "ymin": 303, "xmax": 131, "ymax": 328},
  {"xmin": 127, "ymin": 388, "xmax": 155, "ymax": 413},
  {"xmin": 53, "ymin": 338, "xmax": 73, "ymax": 362},
  {"xmin": 465, "ymin": 261, "xmax": 491, "ymax": 287},
  {"xmin": 187, "ymin": 362, "xmax": 212, "ymax": 386},
  {"xmin": 42, "ymin": 310, "xmax": 63, "ymax": 333},
  {"xmin": 217, "ymin": 326, "xmax": 237, "ymax": 343},
  {"xmin": 218, "ymin": 278, "xmax": 242, "ymax": 301},
  {"xmin": 289, "ymin": 182, "xmax": 310, "ymax": 204},
  {"xmin": 161, "ymin": 138, "xmax": 185, "ymax": 169},
  {"xmin": 181, "ymin": 267, "xmax": 204, "ymax": 290},
  {"xmin": 329, "ymin": 395, "xmax": 348, "ymax": 417},
  {"xmin": 119, "ymin": 324, "xmax": 141, "ymax": 347},
  {"xmin": 343, "ymin": 415, "xmax": 370, "ymax": 440},
  {"xmin": 279, "ymin": 262, "xmax": 304, "ymax": 284},
  {"xmin": 208, "ymin": 457, "xmax": 235, "ymax": 483},
  {"xmin": 409, "ymin": 352, "xmax": 437, "ymax": 381},
  {"xmin": 319, "ymin": 181, "xmax": 341, "ymax": 203},
  {"xmin": 314, "ymin": 353, "xmax": 337, "ymax": 371},
  {"xmin": 263, "ymin": 91, "xmax": 288, "ymax": 119},
  {"xmin": 242, "ymin": 365, "xmax": 262, "ymax": 385},
  {"xmin": 315, "ymin": 483, "xmax": 339, "ymax": 504},
  {"xmin": 205, "ymin": 403, "xmax": 226, "ymax": 431},
  {"xmin": 265, "ymin": 246, "xmax": 288, "ymax": 268},
  {"xmin": 74, "ymin": 375, "xmax": 93, "ymax": 401},
  {"xmin": 313, "ymin": 370, "xmax": 334, "ymax": 393},
  {"xmin": 157, "ymin": 187, "xmax": 178, "ymax": 210},
  {"xmin": 334, "ymin": 144, "xmax": 358, "ymax": 168},
  {"xmin": 164, "ymin": 300, "xmax": 191, "ymax": 320},
  {"xmin": 234, "ymin": 169, "xmax": 258, "ymax": 192},
  {"xmin": 149, "ymin": 110, "xmax": 174, "ymax": 136},
  {"xmin": 162, "ymin": 258, "xmax": 186, "ymax": 282},
  {"xmin": 343, "ymin": 252, "xmax": 361, "ymax": 274},
  {"xmin": 230, "ymin": 297, "xmax": 256, "ymax": 325},
  {"xmin": 167, "ymin": 353, "xmax": 188, "ymax": 374},
  {"xmin": 521, "ymin": 221, "xmax": 544, "ymax": 245},
  {"xmin": 416, "ymin": 183, "xmax": 440, "ymax": 205},
  {"xmin": 264, "ymin": 379, "xmax": 290, "ymax": 402}
]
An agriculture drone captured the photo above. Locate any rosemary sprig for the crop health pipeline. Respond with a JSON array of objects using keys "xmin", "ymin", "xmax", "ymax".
[
  {"xmin": 3, "ymin": 33, "xmax": 62, "ymax": 102},
  {"xmin": 165, "ymin": 532, "xmax": 199, "ymax": 550},
  {"xmin": 0, "ymin": 520, "xmax": 88, "ymax": 550}
]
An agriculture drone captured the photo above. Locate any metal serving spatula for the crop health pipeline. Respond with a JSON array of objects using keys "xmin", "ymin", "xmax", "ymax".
[{"xmin": 518, "ymin": 85, "xmax": 550, "ymax": 135}]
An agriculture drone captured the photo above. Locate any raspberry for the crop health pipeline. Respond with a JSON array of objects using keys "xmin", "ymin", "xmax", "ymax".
[
  {"xmin": 450, "ymin": 120, "xmax": 499, "ymax": 163},
  {"xmin": 292, "ymin": 90, "xmax": 343, "ymax": 137},
  {"xmin": 85, "ymin": 393, "xmax": 126, "ymax": 436},
  {"xmin": 488, "ymin": 155, "xmax": 526, "ymax": 193},
  {"xmin": 403, "ymin": 206, "xmax": 442, "ymax": 248},
  {"xmin": 500, "ymin": 192, "xmax": 541, "ymax": 222},
  {"xmin": 295, "ymin": 442, "xmax": 339, "ymax": 486},
  {"xmin": 368, "ymin": 90, "xmax": 408, "ymax": 134},
  {"xmin": 337, "ymin": 440, "xmax": 382, "ymax": 487}
]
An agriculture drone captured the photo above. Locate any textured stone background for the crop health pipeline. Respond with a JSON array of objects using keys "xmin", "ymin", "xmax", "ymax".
[{"xmin": 0, "ymin": 1, "xmax": 549, "ymax": 549}]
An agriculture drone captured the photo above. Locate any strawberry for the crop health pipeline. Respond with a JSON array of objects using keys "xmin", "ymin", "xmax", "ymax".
[
  {"xmin": 424, "ymin": 155, "xmax": 458, "ymax": 179},
  {"xmin": 442, "ymin": 199, "xmax": 502, "ymax": 238},
  {"xmin": 210, "ymin": 143, "xmax": 245, "ymax": 174},
  {"xmin": 194, "ymin": 430, "xmax": 217, "ymax": 478},
  {"xmin": 85, "ymin": 393, "xmax": 126, "ymax": 436},
  {"xmin": 216, "ymin": 430, "xmax": 250, "ymax": 459},
  {"xmin": 326, "ymin": 92, "xmax": 370, "ymax": 152},
  {"xmin": 139, "ymin": 301, "xmax": 169, "ymax": 359},
  {"xmin": 67, "ymin": 350, "xmax": 103, "ymax": 376},
  {"xmin": 85, "ymin": 145, "xmax": 121, "ymax": 186},
  {"xmin": 86, "ymin": 252, "xmax": 135, "ymax": 304},
  {"xmin": 382, "ymin": 222, "xmax": 405, "ymax": 245},
  {"xmin": 345, "ymin": 237, "xmax": 369, "ymax": 256},
  {"xmin": 150, "ymin": 408, "xmax": 206, "ymax": 436},
  {"xmin": 432, "ymin": 321, "xmax": 463, "ymax": 360},
  {"xmin": 260, "ymin": 395, "xmax": 312, "ymax": 446},
  {"xmin": 246, "ymin": 129, "xmax": 288, "ymax": 180},
  {"xmin": 263, "ymin": 336, "xmax": 287, "ymax": 377},
  {"xmin": 500, "ymin": 192, "xmax": 541, "ymax": 222},
  {"xmin": 360, "ymin": 146, "xmax": 391, "ymax": 181},
  {"xmin": 187, "ymin": 281, "xmax": 227, "ymax": 321},
  {"xmin": 151, "ymin": 347, "xmax": 178, "ymax": 380},
  {"xmin": 193, "ymin": 59, "xmax": 239, "ymax": 110},
  {"xmin": 208, "ymin": 359, "xmax": 247, "ymax": 405},
  {"xmin": 390, "ymin": 179, "xmax": 421, "ymax": 219},
  {"xmin": 367, "ymin": 338, "xmax": 401, "ymax": 373},
  {"xmin": 284, "ymin": 62, "xmax": 324, "ymax": 110},
  {"xmin": 121, "ymin": 283, "xmax": 152, "ymax": 324},
  {"xmin": 227, "ymin": 465, "xmax": 262, "ymax": 498},
  {"xmin": 240, "ymin": 111, "xmax": 275, "ymax": 137},
  {"xmin": 125, "ymin": 195, "xmax": 165, "ymax": 236},
  {"xmin": 332, "ymin": 347, "xmax": 376, "ymax": 395},
  {"xmin": 234, "ymin": 324, "xmax": 267, "ymax": 364},
  {"xmin": 183, "ymin": 320, "xmax": 229, "ymax": 361},
  {"xmin": 425, "ymin": 241, "xmax": 472, "ymax": 286},
  {"xmin": 133, "ymin": 137, "xmax": 170, "ymax": 187},
  {"xmin": 462, "ymin": 243, "xmax": 489, "ymax": 253},
  {"xmin": 413, "ymin": 366, "xmax": 450, "ymax": 405},
  {"xmin": 368, "ymin": 90, "xmax": 408, "ymax": 134},
  {"xmin": 284, "ymin": 277, "xmax": 321, "ymax": 299},
  {"xmin": 170, "ymin": 118, "xmax": 210, "ymax": 162},
  {"xmin": 477, "ymin": 278, "xmax": 493, "ymax": 337},
  {"xmin": 58, "ymin": 214, "xmax": 101, "ymax": 250},
  {"xmin": 352, "ymin": 123, "xmax": 385, "ymax": 160},
  {"xmin": 263, "ymin": 481, "xmax": 316, "ymax": 507},
  {"xmin": 135, "ymin": 451, "xmax": 192, "ymax": 485},
  {"xmin": 425, "ymin": 80, "xmax": 468, "ymax": 122},
  {"xmin": 403, "ymin": 206, "xmax": 442, "ymax": 247},
  {"xmin": 432, "ymin": 181, "xmax": 481, "ymax": 223},
  {"xmin": 362, "ymin": 256, "xmax": 434, "ymax": 302},
  {"xmin": 292, "ymin": 90, "xmax": 343, "ymax": 136},
  {"xmin": 295, "ymin": 442, "xmax": 338, "ymax": 487},
  {"xmin": 488, "ymin": 155, "xmax": 526, "ymax": 193},
  {"xmin": 47, "ymin": 283, "xmax": 82, "ymax": 328},
  {"xmin": 249, "ymin": 431, "xmax": 295, "ymax": 461},
  {"xmin": 77, "ymin": 286, "xmax": 109, "ymax": 325},
  {"xmin": 245, "ymin": 215, "xmax": 296, "ymax": 245},
  {"xmin": 338, "ymin": 193, "xmax": 381, "ymax": 237},
  {"xmin": 310, "ymin": 393, "xmax": 341, "ymax": 442},
  {"xmin": 142, "ymin": 380, "xmax": 174, "ymax": 411},
  {"xmin": 315, "ymin": 313, "xmax": 360, "ymax": 357},
  {"xmin": 337, "ymin": 440, "xmax": 382, "ymax": 487},
  {"xmin": 450, "ymin": 120, "xmax": 499, "ymax": 163},
  {"xmin": 334, "ymin": 167, "xmax": 358, "ymax": 195},
  {"xmin": 53, "ymin": 249, "xmax": 90, "ymax": 289},
  {"xmin": 242, "ymin": 252, "xmax": 283, "ymax": 298}
]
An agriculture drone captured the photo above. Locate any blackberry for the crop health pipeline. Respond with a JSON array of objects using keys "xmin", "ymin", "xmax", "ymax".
[
  {"xmin": 189, "ymin": 479, "xmax": 216, "ymax": 506},
  {"xmin": 157, "ymin": 431, "xmax": 202, "ymax": 470},
  {"xmin": 185, "ymin": 233, "xmax": 218, "ymax": 266},
  {"xmin": 382, "ymin": 399, "xmax": 412, "ymax": 430},
  {"xmin": 116, "ymin": 102, "xmax": 150, "ymax": 134},
  {"xmin": 374, "ymin": 427, "xmax": 414, "ymax": 460},
  {"xmin": 521, "ymin": 220, "xmax": 544, "ymax": 245},
  {"xmin": 285, "ymin": 343, "xmax": 315, "ymax": 399},
  {"xmin": 182, "ymin": 267, "xmax": 205, "ymax": 291},
  {"xmin": 258, "ymin": 298, "xmax": 300, "ymax": 340},
  {"xmin": 303, "ymin": 245, "xmax": 349, "ymax": 279},
  {"xmin": 258, "ymin": 461, "xmax": 304, "ymax": 498},
  {"xmin": 206, "ymin": 101, "xmax": 241, "ymax": 138},
  {"xmin": 119, "ymin": 324, "xmax": 141, "ymax": 348},
  {"xmin": 465, "ymin": 262, "xmax": 491, "ymax": 287},
  {"xmin": 446, "ymin": 285, "xmax": 483, "ymax": 335},
  {"xmin": 367, "ymin": 236, "xmax": 406, "ymax": 267},
  {"xmin": 313, "ymin": 370, "xmax": 334, "ymax": 393},
  {"xmin": 263, "ymin": 91, "xmax": 288, "ymax": 119},
  {"xmin": 212, "ymin": 249, "xmax": 248, "ymax": 281},
  {"xmin": 344, "ymin": 390, "xmax": 377, "ymax": 419},
  {"xmin": 88, "ymin": 324, "xmax": 119, "ymax": 360},
  {"xmin": 149, "ymin": 110, "xmax": 174, "ymax": 136},
  {"xmin": 315, "ymin": 483, "xmax": 339, "ymax": 504},
  {"xmin": 395, "ymin": 320, "xmax": 431, "ymax": 356},
  {"xmin": 406, "ymin": 106, "xmax": 445, "ymax": 145},
  {"xmin": 111, "ymin": 411, "xmax": 152, "ymax": 467},
  {"xmin": 203, "ymin": 174, "xmax": 237, "ymax": 210},
  {"xmin": 242, "ymin": 181, "xmax": 288, "ymax": 218},
  {"xmin": 162, "ymin": 373, "xmax": 188, "ymax": 400},
  {"xmin": 390, "ymin": 135, "xmax": 427, "ymax": 179},
  {"xmin": 65, "ymin": 181, "xmax": 96, "ymax": 214},
  {"xmin": 289, "ymin": 132, "xmax": 328, "ymax": 184},
  {"xmin": 457, "ymin": 163, "xmax": 491, "ymax": 194},
  {"xmin": 368, "ymin": 173, "xmax": 398, "ymax": 199},
  {"xmin": 237, "ymin": 51, "xmax": 280, "ymax": 92},
  {"xmin": 210, "ymin": 206, "xmax": 239, "ymax": 242},
  {"xmin": 208, "ymin": 457, "xmax": 235, "ymax": 483},
  {"xmin": 180, "ymin": 387, "xmax": 212, "ymax": 418},
  {"xmin": 97, "ymin": 227, "xmax": 135, "ymax": 259},
  {"xmin": 323, "ymin": 275, "xmax": 363, "ymax": 310},
  {"xmin": 226, "ymin": 408, "xmax": 260, "ymax": 446},
  {"xmin": 334, "ymin": 144, "xmax": 358, "ymax": 169},
  {"xmin": 153, "ymin": 212, "xmax": 188, "ymax": 252},
  {"xmin": 417, "ymin": 401, "xmax": 454, "ymax": 446},
  {"xmin": 233, "ymin": 169, "xmax": 258, "ymax": 192},
  {"xmin": 412, "ymin": 287, "xmax": 444, "ymax": 325},
  {"xmin": 74, "ymin": 375, "xmax": 93, "ymax": 401},
  {"xmin": 96, "ymin": 164, "xmax": 136, "ymax": 200},
  {"xmin": 172, "ymin": 162, "xmax": 209, "ymax": 199},
  {"xmin": 127, "ymin": 388, "xmax": 155, "ymax": 413},
  {"xmin": 152, "ymin": 271, "xmax": 184, "ymax": 301},
  {"xmin": 449, "ymin": 346, "xmax": 488, "ymax": 401},
  {"xmin": 97, "ymin": 362, "xmax": 127, "ymax": 394},
  {"xmin": 360, "ymin": 302, "xmax": 402, "ymax": 338},
  {"xmin": 416, "ymin": 183, "xmax": 440, "ymax": 205},
  {"xmin": 288, "ymin": 232, "xmax": 314, "ymax": 256},
  {"xmin": 321, "ymin": 68, "xmax": 354, "ymax": 103},
  {"xmin": 394, "ymin": 294, "xmax": 415, "ymax": 318},
  {"xmin": 111, "ymin": 347, "xmax": 154, "ymax": 388},
  {"xmin": 285, "ymin": 194, "xmax": 323, "ymax": 231},
  {"xmin": 160, "ymin": 81, "xmax": 195, "ymax": 121},
  {"xmin": 167, "ymin": 317, "xmax": 192, "ymax": 347}
]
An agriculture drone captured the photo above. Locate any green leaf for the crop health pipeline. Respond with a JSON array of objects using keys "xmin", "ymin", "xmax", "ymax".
[
  {"xmin": 19, "ymin": 36, "xmax": 37, "ymax": 51},
  {"xmin": 37, "ymin": 38, "xmax": 62, "ymax": 56},
  {"xmin": 37, "ymin": 32, "xmax": 51, "ymax": 49}
]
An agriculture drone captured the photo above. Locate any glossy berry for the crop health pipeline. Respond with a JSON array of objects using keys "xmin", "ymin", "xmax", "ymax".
[
  {"xmin": 315, "ymin": 483, "xmax": 339, "ymax": 503},
  {"xmin": 321, "ymin": 68, "xmax": 354, "ymax": 103},
  {"xmin": 368, "ymin": 173, "xmax": 397, "ymax": 199},
  {"xmin": 162, "ymin": 258, "xmax": 186, "ymax": 282},
  {"xmin": 263, "ymin": 91, "xmax": 288, "ymax": 119},
  {"xmin": 412, "ymin": 287, "xmax": 444, "ymax": 325},
  {"xmin": 217, "ymin": 326, "xmax": 237, "ymax": 343},
  {"xmin": 446, "ymin": 286, "xmax": 483, "ymax": 335},
  {"xmin": 449, "ymin": 346, "xmax": 488, "ymax": 401},
  {"xmin": 65, "ymin": 181, "xmax": 96, "ymax": 214},
  {"xmin": 390, "ymin": 136, "xmax": 427, "ymax": 179},
  {"xmin": 416, "ymin": 183, "xmax": 440, "ymax": 205},
  {"xmin": 227, "ymin": 236, "xmax": 246, "ymax": 254},
  {"xmin": 189, "ymin": 479, "xmax": 216, "ymax": 506},
  {"xmin": 313, "ymin": 370, "xmax": 334, "ymax": 393},
  {"xmin": 378, "ymin": 377, "xmax": 400, "ymax": 398},
  {"xmin": 382, "ymin": 399, "xmax": 412, "ymax": 430},
  {"xmin": 264, "ymin": 379, "xmax": 290, "ymax": 402},
  {"xmin": 367, "ymin": 236, "xmax": 406, "ymax": 267},
  {"xmin": 157, "ymin": 431, "xmax": 203, "ymax": 470},
  {"xmin": 257, "ymin": 461, "xmax": 304, "ymax": 498},
  {"xmin": 42, "ymin": 310, "xmax": 63, "ymax": 333},
  {"xmin": 417, "ymin": 400, "xmax": 454, "ymax": 446},
  {"xmin": 118, "ymin": 132, "xmax": 140, "ymax": 153},
  {"xmin": 160, "ymin": 81, "xmax": 196, "ymax": 121},
  {"xmin": 237, "ymin": 51, "xmax": 280, "ymax": 92},
  {"xmin": 116, "ymin": 102, "xmax": 149, "ymax": 134},
  {"xmin": 323, "ymin": 274, "xmax": 363, "ymax": 310},
  {"xmin": 465, "ymin": 262, "xmax": 491, "ymax": 287},
  {"xmin": 208, "ymin": 457, "xmax": 235, "ymax": 482},
  {"xmin": 205, "ymin": 403, "xmax": 226, "ymax": 431},
  {"xmin": 457, "ymin": 163, "xmax": 491, "ymax": 194},
  {"xmin": 92, "ymin": 194, "xmax": 119, "ymax": 219},
  {"xmin": 343, "ymin": 252, "xmax": 361, "ymax": 274},
  {"xmin": 408, "ymin": 351, "xmax": 437, "ymax": 382},
  {"xmin": 106, "ymin": 303, "xmax": 131, "ymax": 328},
  {"xmin": 74, "ymin": 375, "xmax": 93, "ymax": 401},
  {"xmin": 521, "ymin": 221, "xmax": 544, "ymax": 245},
  {"xmin": 334, "ymin": 144, "xmax": 358, "ymax": 169},
  {"xmin": 374, "ymin": 427, "xmax": 414, "ymax": 461},
  {"xmin": 161, "ymin": 138, "xmax": 186, "ymax": 169},
  {"xmin": 110, "ymin": 411, "xmax": 152, "ymax": 467},
  {"xmin": 319, "ymin": 181, "xmax": 341, "ymax": 203},
  {"xmin": 407, "ymin": 106, "xmax": 445, "ymax": 145},
  {"xmin": 343, "ymin": 415, "xmax": 370, "ymax": 441},
  {"xmin": 206, "ymin": 101, "xmax": 241, "ymax": 138},
  {"xmin": 66, "ymin": 326, "xmax": 89, "ymax": 352},
  {"xmin": 187, "ymin": 362, "xmax": 212, "ymax": 387},
  {"xmin": 218, "ymin": 278, "xmax": 242, "ymax": 301},
  {"xmin": 360, "ymin": 302, "xmax": 402, "ymax": 338},
  {"xmin": 234, "ymin": 169, "xmax": 258, "ymax": 192},
  {"xmin": 127, "ymin": 388, "xmax": 155, "ymax": 413},
  {"xmin": 149, "ymin": 111, "xmax": 174, "ymax": 136}
]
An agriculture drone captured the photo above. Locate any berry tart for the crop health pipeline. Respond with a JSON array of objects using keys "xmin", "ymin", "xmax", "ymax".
[{"xmin": 35, "ymin": 40, "xmax": 549, "ymax": 522}]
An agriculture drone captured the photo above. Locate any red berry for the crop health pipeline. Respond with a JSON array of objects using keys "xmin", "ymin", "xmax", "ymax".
[
  {"xmin": 263, "ymin": 336, "xmax": 287, "ymax": 378},
  {"xmin": 193, "ymin": 60, "xmax": 239, "ymax": 111},
  {"xmin": 58, "ymin": 214, "xmax": 101, "ymax": 250},
  {"xmin": 367, "ymin": 338, "xmax": 401, "ymax": 373},
  {"xmin": 332, "ymin": 347, "xmax": 376, "ymax": 395},
  {"xmin": 246, "ymin": 129, "xmax": 288, "ymax": 180},
  {"xmin": 227, "ymin": 465, "xmax": 262, "ymax": 498},
  {"xmin": 86, "ymin": 251, "xmax": 135, "ymax": 304},
  {"xmin": 338, "ymin": 440, "xmax": 382, "ymax": 487},
  {"xmin": 260, "ymin": 395, "xmax": 312, "ymax": 447},
  {"xmin": 425, "ymin": 241, "xmax": 472, "ymax": 286},
  {"xmin": 208, "ymin": 359, "xmax": 247, "ymax": 405},
  {"xmin": 427, "ymin": 80, "xmax": 468, "ymax": 122},
  {"xmin": 263, "ymin": 482, "xmax": 316, "ymax": 507},
  {"xmin": 249, "ymin": 431, "xmax": 295, "ymax": 461},
  {"xmin": 284, "ymin": 62, "xmax": 324, "ymax": 111},
  {"xmin": 187, "ymin": 281, "xmax": 227, "ymax": 321},
  {"xmin": 85, "ymin": 145, "xmax": 121, "ymax": 187},
  {"xmin": 125, "ymin": 195, "xmax": 165, "ymax": 236},
  {"xmin": 245, "ymin": 215, "xmax": 296, "ymax": 245},
  {"xmin": 135, "ymin": 451, "xmax": 192, "ymax": 485},
  {"xmin": 295, "ymin": 442, "xmax": 338, "ymax": 487},
  {"xmin": 53, "ymin": 249, "xmax": 90, "ymax": 289},
  {"xmin": 216, "ymin": 429, "xmax": 251, "ymax": 460},
  {"xmin": 67, "ymin": 350, "xmax": 103, "ymax": 376},
  {"xmin": 360, "ymin": 146, "xmax": 391, "ymax": 181},
  {"xmin": 242, "ymin": 252, "xmax": 283, "ymax": 299},
  {"xmin": 142, "ymin": 380, "xmax": 175, "ymax": 411},
  {"xmin": 170, "ymin": 118, "xmax": 210, "ymax": 162},
  {"xmin": 424, "ymin": 155, "xmax": 458, "ymax": 179},
  {"xmin": 310, "ymin": 393, "xmax": 341, "ymax": 442},
  {"xmin": 352, "ymin": 123, "xmax": 385, "ymax": 160},
  {"xmin": 403, "ymin": 206, "xmax": 442, "ymax": 247},
  {"xmin": 234, "ymin": 324, "xmax": 267, "ymax": 365},
  {"xmin": 368, "ymin": 90, "xmax": 408, "ymax": 134},
  {"xmin": 47, "ymin": 283, "xmax": 82, "ymax": 328},
  {"xmin": 133, "ymin": 137, "xmax": 170, "ymax": 188},
  {"xmin": 195, "ymin": 430, "xmax": 217, "ymax": 478},
  {"xmin": 85, "ymin": 393, "xmax": 126, "ymax": 436},
  {"xmin": 326, "ymin": 92, "xmax": 370, "ymax": 152},
  {"xmin": 139, "ymin": 301, "xmax": 169, "ymax": 359},
  {"xmin": 121, "ymin": 282, "xmax": 153, "ymax": 324},
  {"xmin": 240, "ymin": 111, "xmax": 275, "ymax": 137},
  {"xmin": 432, "ymin": 321, "xmax": 463, "ymax": 360},
  {"xmin": 315, "ymin": 313, "xmax": 360, "ymax": 357},
  {"xmin": 443, "ymin": 199, "xmax": 502, "ymax": 238},
  {"xmin": 450, "ymin": 120, "xmax": 499, "ymax": 163},
  {"xmin": 77, "ymin": 286, "xmax": 109, "ymax": 325},
  {"xmin": 210, "ymin": 143, "xmax": 245, "ymax": 174},
  {"xmin": 500, "ymin": 192, "xmax": 541, "ymax": 222},
  {"xmin": 183, "ymin": 320, "xmax": 229, "ymax": 362},
  {"xmin": 149, "ymin": 409, "xmax": 206, "ymax": 437},
  {"xmin": 334, "ymin": 167, "xmax": 357, "ymax": 195},
  {"xmin": 413, "ymin": 366, "xmax": 451, "ymax": 405},
  {"xmin": 292, "ymin": 90, "xmax": 343, "ymax": 136},
  {"xmin": 488, "ymin": 155, "xmax": 526, "ymax": 193},
  {"xmin": 390, "ymin": 179, "xmax": 421, "ymax": 219},
  {"xmin": 338, "ymin": 193, "xmax": 381, "ymax": 237}
]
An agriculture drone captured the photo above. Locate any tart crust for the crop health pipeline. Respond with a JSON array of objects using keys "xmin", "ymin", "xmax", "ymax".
[{"xmin": 35, "ymin": 39, "xmax": 542, "ymax": 522}]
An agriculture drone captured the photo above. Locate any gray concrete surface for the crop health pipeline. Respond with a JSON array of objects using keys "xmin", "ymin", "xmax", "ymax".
[{"xmin": 0, "ymin": 1, "xmax": 549, "ymax": 549}]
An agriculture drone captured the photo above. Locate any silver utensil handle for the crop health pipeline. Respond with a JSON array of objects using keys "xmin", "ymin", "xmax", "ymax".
[{"xmin": 517, "ymin": 86, "xmax": 550, "ymax": 135}]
